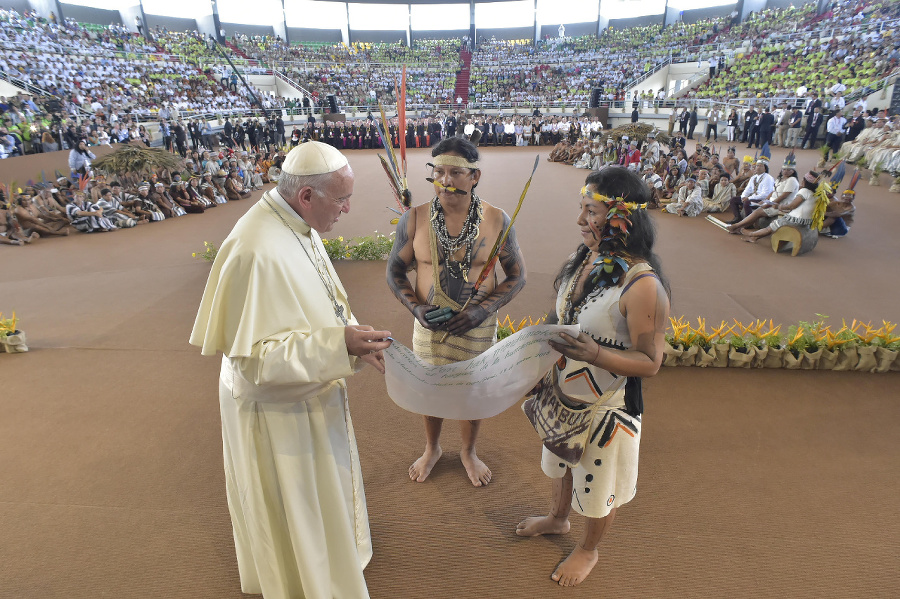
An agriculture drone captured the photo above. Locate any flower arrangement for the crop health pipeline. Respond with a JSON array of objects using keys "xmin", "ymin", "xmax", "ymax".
[
  {"xmin": 192, "ymin": 241, "xmax": 218, "ymax": 262},
  {"xmin": 0, "ymin": 311, "xmax": 17, "ymax": 339},
  {"xmin": 497, "ymin": 314, "xmax": 547, "ymax": 341},
  {"xmin": 0, "ymin": 311, "xmax": 27, "ymax": 353},
  {"xmin": 664, "ymin": 315, "xmax": 899, "ymax": 372},
  {"xmin": 322, "ymin": 232, "xmax": 395, "ymax": 261}
]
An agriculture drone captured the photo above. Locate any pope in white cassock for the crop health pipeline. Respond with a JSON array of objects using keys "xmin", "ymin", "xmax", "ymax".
[{"xmin": 190, "ymin": 141, "xmax": 392, "ymax": 599}]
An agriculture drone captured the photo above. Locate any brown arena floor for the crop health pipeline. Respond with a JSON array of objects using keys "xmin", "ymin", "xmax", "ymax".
[{"xmin": 1, "ymin": 145, "xmax": 898, "ymax": 599}]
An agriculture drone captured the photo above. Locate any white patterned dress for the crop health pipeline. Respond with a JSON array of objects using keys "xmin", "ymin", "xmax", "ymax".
[{"xmin": 541, "ymin": 262, "xmax": 655, "ymax": 518}]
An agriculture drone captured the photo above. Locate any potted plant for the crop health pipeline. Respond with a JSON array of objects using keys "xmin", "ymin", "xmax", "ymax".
[
  {"xmin": 727, "ymin": 327, "xmax": 753, "ymax": 368},
  {"xmin": 0, "ymin": 311, "xmax": 27, "ymax": 353},
  {"xmin": 854, "ymin": 322, "xmax": 880, "ymax": 372},
  {"xmin": 784, "ymin": 324, "xmax": 815, "ymax": 369},
  {"xmin": 871, "ymin": 320, "xmax": 900, "ymax": 373},
  {"xmin": 869, "ymin": 163, "xmax": 883, "ymax": 186},
  {"xmin": 663, "ymin": 316, "xmax": 686, "ymax": 367}
]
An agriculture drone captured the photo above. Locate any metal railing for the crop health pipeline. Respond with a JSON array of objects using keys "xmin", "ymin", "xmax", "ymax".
[{"xmin": 274, "ymin": 70, "xmax": 314, "ymax": 99}]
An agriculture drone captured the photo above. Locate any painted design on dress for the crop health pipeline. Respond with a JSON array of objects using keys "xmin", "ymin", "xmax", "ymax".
[
  {"xmin": 589, "ymin": 410, "xmax": 639, "ymax": 446},
  {"xmin": 563, "ymin": 367, "xmax": 604, "ymax": 399}
]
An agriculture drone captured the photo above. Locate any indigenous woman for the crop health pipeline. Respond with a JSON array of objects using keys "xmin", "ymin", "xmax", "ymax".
[{"xmin": 517, "ymin": 166, "xmax": 670, "ymax": 587}]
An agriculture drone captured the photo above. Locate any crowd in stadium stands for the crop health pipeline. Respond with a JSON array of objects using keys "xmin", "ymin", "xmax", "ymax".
[{"xmin": 691, "ymin": 1, "xmax": 900, "ymax": 101}]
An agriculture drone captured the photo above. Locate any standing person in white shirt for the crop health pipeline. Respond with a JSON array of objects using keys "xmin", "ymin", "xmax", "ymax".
[
  {"xmin": 728, "ymin": 155, "xmax": 776, "ymax": 223},
  {"xmin": 830, "ymin": 80, "xmax": 846, "ymax": 95},
  {"xmin": 706, "ymin": 106, "xmax": 722, "ymax": 141},
  {"xmin": 773, "ymin": 104, "xmax": 790, "ymax": 147},
  {"xmin": 824, "ymin": 110, "xmax": 847, "ymax": 161},
  {"xmin": 830, "ymin": 91, "xmax": 846, "ymax": 111}
]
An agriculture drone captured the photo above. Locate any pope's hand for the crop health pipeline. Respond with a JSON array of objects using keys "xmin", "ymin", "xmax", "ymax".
[
  {"xmin": 345, "ymin": 325, "xmax": 392, "ymax": 374},
  {"xmin": 548, "ymin": 331, "xmax": 600, "ymax": 365}
]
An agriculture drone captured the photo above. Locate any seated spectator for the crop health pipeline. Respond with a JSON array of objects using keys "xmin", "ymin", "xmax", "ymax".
[
  {"xmin": 739, "ymin": 170, "xmax": 820, "ymax": 243},
  {"xmin": 65, "ymin": 191, "xmax": 115, "ymax": 233},
  {"xmin": 822, "ymin": 187, "xmax": 856, "ymax": 238},
  {"xmin": 665, "ymin": 177, "xmax": 703, "ymax": 216},
  {"xmin": 224, "ymin": 170, "xmax": 251, "ymax": 201},
  {"xmin": 704, "ymin": 173, "xmax": 736, "ymax": 213},
  {"xmin": 0, "ymin": 202, "xmax": 38, "ymax": 244},
  {"xmin": 728, "ymin": 160, "xmax": 799, "ymax": 232},
  {"xmin": 96, "ymin": 187, "xmax": 142, "ymax": 228}
]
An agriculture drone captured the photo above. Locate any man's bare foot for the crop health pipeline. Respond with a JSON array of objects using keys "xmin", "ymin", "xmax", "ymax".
[
  {"xmin": 409, "ymin": 446, "xmax": 442, "ymax": 482},
  {"xmin": 516, "ymin": 515, "xmax": 570, "ymax": 537},
  {"xmin": 460, "ymin": 449, "xmax": 491, "ymax": 487},
  {"xmin": 551, "ymin": 545, "xmax": 599, "ymax": 587}
]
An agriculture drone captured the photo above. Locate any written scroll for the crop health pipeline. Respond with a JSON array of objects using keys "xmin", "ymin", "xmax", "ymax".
[{"xmin": 384, "ymin": 325, "xmax": 579, "ymax": 420}]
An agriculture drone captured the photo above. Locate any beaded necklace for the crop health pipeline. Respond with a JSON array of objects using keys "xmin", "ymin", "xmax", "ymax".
[
  {"xmin": 562, "ymin": 250, "xmax": 631, "ymax": 325},
  {"xmin": 430, "ymin": 193, "xmax": 482, "ymax": 281}
]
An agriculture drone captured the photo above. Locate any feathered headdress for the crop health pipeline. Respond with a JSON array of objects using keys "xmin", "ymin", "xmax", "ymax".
[
  {"xmin": 843, "ymin": 167, "xmax": 861, "ymax": 196},
  {"xmin": 782, "ymin": 150, "xmax": 797, "ymax": 170},
  {"xmin": 756, "ymin": 143, "xmax": 770, "ymax": 165}
]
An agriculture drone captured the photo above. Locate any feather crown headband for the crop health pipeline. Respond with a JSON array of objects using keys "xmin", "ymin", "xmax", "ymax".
[
  {"xmin": 581, "ymin": 185, "xmax": 647, "ymax": 240},
  {"xmin": 429, "ymin": 154, "xmax": 479, "ymax": 169}
]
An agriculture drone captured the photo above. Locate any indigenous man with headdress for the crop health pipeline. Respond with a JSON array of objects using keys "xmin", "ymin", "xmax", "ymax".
[
  {"xmin": 728, "ymin": 150, "xmax": 775, "ymax": 223},
  {"xmin": 190, "ymin": 141, "xmax": 392, "ymax": 599},
  {"xmin": 387, "ymin": 137, "xmax": 527, "ymax": 487},
  {"xmin": 722, "ymin": 146, "xmax": 739, "ymax": 177}
]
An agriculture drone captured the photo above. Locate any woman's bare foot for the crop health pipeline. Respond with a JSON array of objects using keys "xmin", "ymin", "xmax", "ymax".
[
  {"xmin": 516, "ymin": 515, "xmax": 570, "ymax": 537},
  {"xmin": 409, "ymin": 445, "xmax": 442, "ymax": 482},
  {"xmin": 551, "ymin": 545, "xmax": 599, "ymax": 587},
  {"xmin": 741, "ymin": 231, "xmax": 760, "ymax": 243},
  {"xmin": 727, "ymin": 224, "xmax": 742, "ymax": 234},
  {"xmin": 460, "ymin": 449, "xmax": 491, "ymax": 487}
]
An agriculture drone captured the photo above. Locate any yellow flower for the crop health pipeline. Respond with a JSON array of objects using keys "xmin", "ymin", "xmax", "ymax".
[{"xmin": 192, "ymin": 253, "xmax": 197, "ymax": 257}]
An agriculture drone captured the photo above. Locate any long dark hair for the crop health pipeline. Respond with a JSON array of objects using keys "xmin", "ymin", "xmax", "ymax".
[{"xmin": 554, "ymin": 167, "xmax": 671, "ymax": 299}]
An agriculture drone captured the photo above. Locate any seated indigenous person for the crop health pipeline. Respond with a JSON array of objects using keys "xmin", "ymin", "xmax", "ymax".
[
  {"xmin": 727, "ymin": 160, "xmax": 799, "ymax": 233},
  {"xmin": 66, "ymin": 192, "xmax": 116, "ymax": 233},
  {"xmin": 1, "ymin": 203, "xmax": 38, "ymax": 245},
  {"xmin": 739, "ymin": 170, "xmax": 821, "ymax": 244},
  {"xmin": 704, "ymin": 173, "xmax": 736, "ymax": 213},
  {"xmin": 662, "ymin": 166, "xmax": 683, "ymax": 201},
  {"xmin": 642, "ymin": 166, "xmax": 664, "ymax": 209},
  {"xmin": 548, "ymin": 140, "xmax": 571, "ymax": 162},
  {"xmin": 201, "ymin": 172, "xmax": 227, "ymax": 204},
  {"xmin": 96, "ymin": 187, "xmax": 142, "ymax": 227},
  {"xmin": 32, "ymin": 186, "xmax": 71, "ymax": 229},
  {"xmin": 387, "ymin": 137, "xmax": 526, "ymax": 487},
  {"xmin": 13, "ymin": 193, "xmax": 70, "ymax": 238},
  {"xmin": 151, "ymin": 182, "xmax": 185, "ymax": 218},
  {"xmin": 665, "ymin": 177, "xmax": 703, "ymax": 216},
  {"xmin": 516, "ymin": 167, "xmax": 669, "ymax": 588},
  {"xmin": 822, "ymin": 187, "xmax": 856, "ymax": 238},
  {"xmin": 171, "ymin": 178, "xmax": 205, "ymax": 213},
  {"xmin": 225, "ymin": 170, "xmax": 252, "ymax": 201},
  {"xmin": 135, "ymin": 182, "xmax": 167, "ymax": 220}
]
